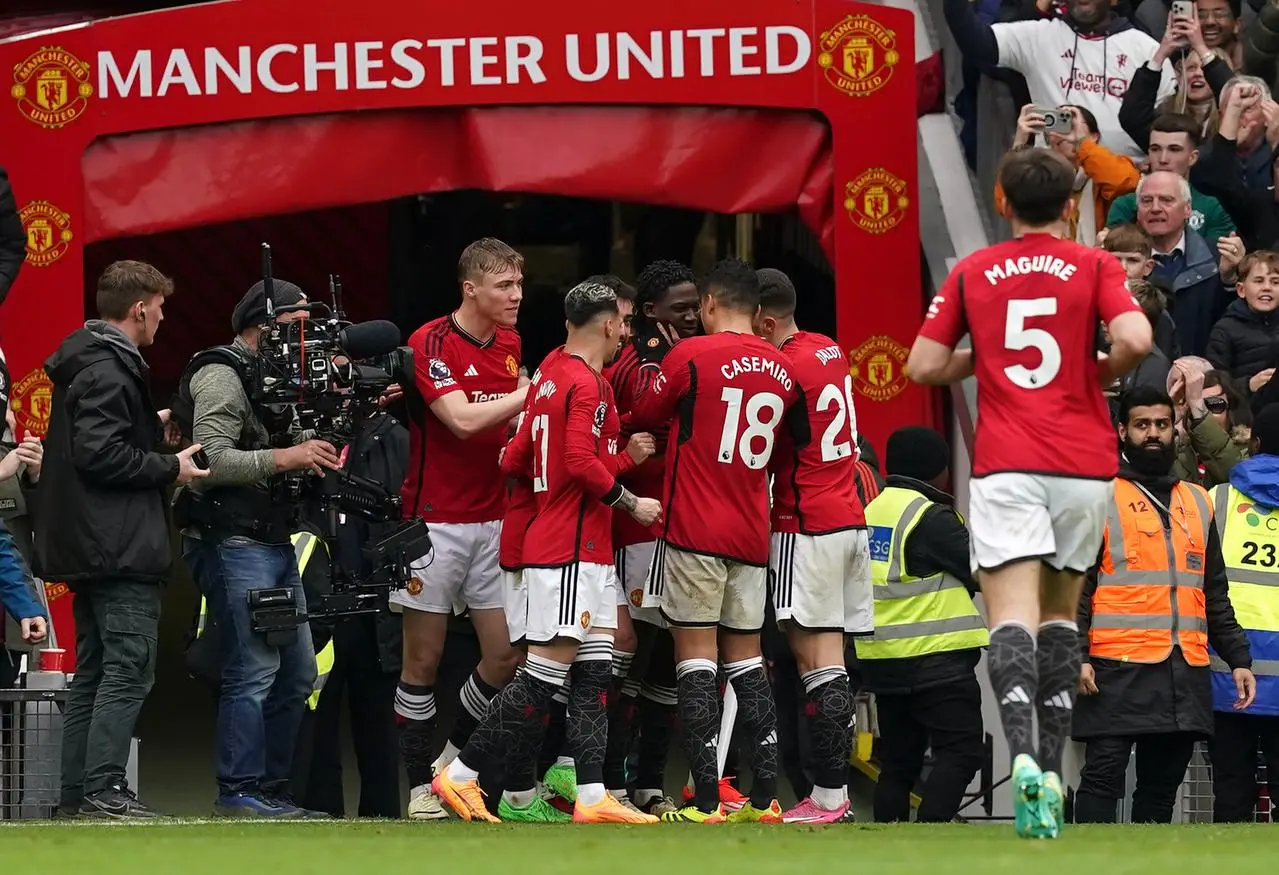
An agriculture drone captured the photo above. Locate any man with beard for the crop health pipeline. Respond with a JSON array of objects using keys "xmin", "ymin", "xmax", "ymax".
[{"xmin": 1072, "ymin": 385, "xmax": 1254, "ymax": 823}]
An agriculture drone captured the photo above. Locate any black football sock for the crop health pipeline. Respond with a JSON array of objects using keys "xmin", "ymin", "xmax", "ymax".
[
  {"xmin": 449, "ymin": 669, "xmax": 501, "ymax": 751},
  {"xmin": 567, "ymin": 636, "xmax": 614, "ymax": 801},
  {"xmin": 458, "ymin": 655, "xmax": 568, "ymax": 779},
  {"xmin": 988, "ymin": 623, "xmax": 1039, "ymax": 763},
  {"xmin": 676, "ymin": 658, "xmax": 723, "ymax": 812},
  {"xmin": 393, "ymin": 681, "xmax": 437, "ymax": 791},
  {"xmin": 635, "ymin": 682, "xmax": 677, "ymax": 797},
  {"xmin": 537, "ymin": 683, "xmax": 570, "ymax": 776},
  {"xmin": 604, "ymin": 677, "xmax": 640, "ymax": 793},
  {"xmin": 724, "ymin": 656, "xmax": 779, "ymax": 808},
  {"xmin": 801, "ymin": 666, "xmax": 854, "ymax": 804},
  {"xmin": 1036, "ymin": 620, "xmax": 1081, "ymax": 776}
]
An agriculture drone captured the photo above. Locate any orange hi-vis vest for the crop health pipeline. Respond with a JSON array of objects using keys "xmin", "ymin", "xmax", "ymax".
[{"xmin": 1090, "ymin": 478, "xmax": 1212, "ymax": 666}]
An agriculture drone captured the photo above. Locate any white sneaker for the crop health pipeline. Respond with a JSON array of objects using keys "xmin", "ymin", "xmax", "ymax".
[{"xmin": 407, "ymin": 787, "xmax": 449, "ymax": 821}]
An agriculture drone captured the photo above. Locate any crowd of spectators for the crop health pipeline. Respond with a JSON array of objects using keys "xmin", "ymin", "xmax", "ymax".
[{"xmin": 949, "ymin": 0, "xmax": 1279, "ymax": 485}]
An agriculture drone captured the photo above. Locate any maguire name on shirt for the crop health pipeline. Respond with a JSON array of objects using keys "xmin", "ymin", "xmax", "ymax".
[{"xmin": 983, "ymin": 255, "xmax": 1080, "ymax": 285}]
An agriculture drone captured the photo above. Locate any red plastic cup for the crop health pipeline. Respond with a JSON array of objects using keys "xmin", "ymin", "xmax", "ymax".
[{"xmin": 39, "ymin": 648, "xmax": 66, "ymax": 673}]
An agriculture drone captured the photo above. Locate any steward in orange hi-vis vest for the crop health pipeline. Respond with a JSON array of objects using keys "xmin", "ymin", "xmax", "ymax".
[{"xmin": 1089, "ymin": 479, "xmax": 1213, "ymax": 666}]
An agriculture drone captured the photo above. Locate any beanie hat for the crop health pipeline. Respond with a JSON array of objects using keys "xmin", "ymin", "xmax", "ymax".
[
  {"xmin": 231, "ymin": 279, "xmax": 307, "ymax": 334},
  {"xmin": 885, "ymin": 426, "xmax": 950, "ymax": 482}
]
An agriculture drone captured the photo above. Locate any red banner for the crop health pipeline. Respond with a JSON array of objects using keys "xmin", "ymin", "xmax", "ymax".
[{"xmin": 2, "ymin": 0, "xmax": 928, "ymax": 447}]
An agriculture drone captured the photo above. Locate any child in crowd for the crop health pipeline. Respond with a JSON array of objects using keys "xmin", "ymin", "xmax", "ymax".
[
  {"xmin": 1102, "ymin": 223, "xmax": 1181, "ymax": 360},
  {"xmin": 1206, "ymin": 249, "xmax": 1279, "ymax": 395}
]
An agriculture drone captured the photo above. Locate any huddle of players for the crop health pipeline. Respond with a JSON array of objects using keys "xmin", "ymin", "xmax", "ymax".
[{"xmin": 392, "ymin": 237, "xmax": 870, "ymax": 825}]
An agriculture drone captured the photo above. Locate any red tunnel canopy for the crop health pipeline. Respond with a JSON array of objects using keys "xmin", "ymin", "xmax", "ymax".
[{"xmin": 2, "ymin": 0, "xmax": 929, "ymax": 453}]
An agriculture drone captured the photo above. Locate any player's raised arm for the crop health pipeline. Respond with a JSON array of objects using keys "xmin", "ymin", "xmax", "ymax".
[
  {"xmin": 908, "ymin": 267, "xmax": 973, "ymax": 386},
  {"xmin": 415, "ymin": 353, "xmax": 529, "ymax": 440},
  {"xmin": 1095, "ymin": 252, "xmax": 1153, "ymax": 385},
  {"xmin": 630, "ymin": 351, "xmax": 690, "ymax": 431}
]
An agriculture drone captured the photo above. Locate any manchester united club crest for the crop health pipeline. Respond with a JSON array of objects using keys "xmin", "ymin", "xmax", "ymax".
[
  {"xmin": 844, "ymin": 169, "xmax": 910, "ymax": 235},
  {"xmin": 579, "ymin": 611, "xmax": 592, "ymax": 629},
  {"xmin": 406, "ymin": 577, "xmax": 423, "ymax": 597},
  {"xmin": 11, "ymin": 367, "xmax": 54, "ymax": 437},
  {"xmin": 817, "ymin": 15, "xmax": 900, "ymax": 98},
  {"xmin": 505, "ymin": 355, "xmax": 519, "ymax": 377},
  {"xmin": 20, "ymin": 201, "xmax": 73, "ymax": 267},
  {"xmin": 849, "ymin": 335, "xmax": 910, "ymax": 402},
  {"xmin": 11, "ymin": 47, "xmax": 93, "ymax": 129}
]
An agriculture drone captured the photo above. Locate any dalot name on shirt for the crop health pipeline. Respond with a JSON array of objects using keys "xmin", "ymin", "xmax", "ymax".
[
  {"xmin": 983, "ymin": 255, "xmax": 1078, "ymax": 285},
  {"xmin": 721, "ymin": 355, "xmax": 794, "ymax": 391}
]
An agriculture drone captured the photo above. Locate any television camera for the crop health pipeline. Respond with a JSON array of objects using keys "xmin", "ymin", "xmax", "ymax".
[{"xmin": 248, "ymin": 243, "xmax": 432, "ymax": 636}]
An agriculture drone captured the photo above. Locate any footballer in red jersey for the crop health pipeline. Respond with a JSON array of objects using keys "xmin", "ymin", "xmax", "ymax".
[
  {"xmin": 436, "ymin": 281, "xmax": 661, "ymax": 826},
  {"xmin": 754, "ymin": 268, "xmax": 864, "ymax": 824},
  {"xmin": 907, "ymin": 149, "xmax": 1152, "ymax": 836},
  {"xmin": 391, "ymin": 239, "xmax": 531, "ymax": 821},
  {"xmin": 630, "ymin": 259, "xmax": 796, "ymax": 822}
]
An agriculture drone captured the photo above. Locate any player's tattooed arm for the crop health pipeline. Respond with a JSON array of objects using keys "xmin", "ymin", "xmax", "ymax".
[{"xmin": 610, "ymin": 486, "xmax": 638, "ymax": 512}]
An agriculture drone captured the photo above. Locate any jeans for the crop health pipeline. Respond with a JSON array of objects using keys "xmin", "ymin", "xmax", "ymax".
[
  {"xmin": 61, "ymin": 580, "xmax": 161, "ymax": 800},
  {"xmin": 183, "ymin": 535, "xmax": 316, "ymax": 796}
]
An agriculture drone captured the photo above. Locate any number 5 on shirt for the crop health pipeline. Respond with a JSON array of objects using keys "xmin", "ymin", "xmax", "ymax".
[{"xmin": 1004, "ymin": 297, "xmax": 1061, "ymax": 389}]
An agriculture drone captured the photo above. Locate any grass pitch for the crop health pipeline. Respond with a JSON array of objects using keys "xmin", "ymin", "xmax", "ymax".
[{"xmin": 2, "ymin": 821, "xmax": 1269, "ymax": 874}]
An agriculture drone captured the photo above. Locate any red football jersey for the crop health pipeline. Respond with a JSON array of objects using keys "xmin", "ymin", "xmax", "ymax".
[
  {"xmin": 502, "ymin": 354, "xmax": 627, "ymax": 567},
  {"xmin": 499, "ymin": 346, "xmax": 566, "ymax": 571},
  {"xmin": 770, "ymin": 331, "xmax": 866, "ymax": 535},
  {"xmin": 605, "ymin": 342, "xmax": 666, "ymax": 549},
  {"xmin": 402, "ymin": 314, "xmax": 521, "ymax": 524},
  {"xmin": 632, "ymin": 332, "xmax": 798, "ymax": 566},
  {"xmin": 917, "ymin": 233, "xmax": 1140, "ymax": 480}
]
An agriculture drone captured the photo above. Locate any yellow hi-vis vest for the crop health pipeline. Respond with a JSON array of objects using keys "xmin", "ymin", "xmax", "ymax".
[
  {"xmin": 196, "ymin": 531, "xmax": 335, "ymax": 711},
  {"xmin": 1209, "ymin": 485, "xmax": 1279, "ymax": 716},
  {"xmin": 855, "ymin": 486, "xmax": 989, "ymax": 660}
]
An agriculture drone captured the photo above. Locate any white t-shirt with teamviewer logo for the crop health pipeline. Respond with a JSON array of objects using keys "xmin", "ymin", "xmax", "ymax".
[{"xmin": 994, "ymin": 18, "xmax": 1177, "ymax": 158}]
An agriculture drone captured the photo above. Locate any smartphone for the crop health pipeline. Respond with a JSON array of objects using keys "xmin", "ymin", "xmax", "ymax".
[
  {"xmin": 1035, "ymin": 107, "xmax": 1074, "ymax": 131},
  {"xmin": 1171, "ymin": 0, "xmax": 1195, "ymax": 18}
]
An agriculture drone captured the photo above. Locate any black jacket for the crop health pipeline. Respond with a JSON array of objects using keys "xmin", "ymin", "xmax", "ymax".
[
  {"xmin": 1072, "ymin": 461, "xmax": 1252, "ymax": 740},
  {"xmin": 852, "ymin": 476, "xmax": 983, "ymax": 696},
  {"xmin": 1206, "ymin": 299, "xmax": 1279, "ymax": 388},
  {"xmin": 0, "ymin": 167, "xmax": 24, "ymax": 305},
  {"xmin": 35, "ymin": 322, "xmax": 179, "ymax": 583}
]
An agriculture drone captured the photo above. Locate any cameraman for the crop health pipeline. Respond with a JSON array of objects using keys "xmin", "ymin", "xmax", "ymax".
[{"xmin": 178, "ymin": 279, "xmax": 341, "ymax": 819}]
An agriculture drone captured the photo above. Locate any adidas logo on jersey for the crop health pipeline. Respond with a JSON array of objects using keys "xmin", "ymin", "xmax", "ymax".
[{"xmin": 464, "ymin": 364, "xmax": 479, "ymax": 377}]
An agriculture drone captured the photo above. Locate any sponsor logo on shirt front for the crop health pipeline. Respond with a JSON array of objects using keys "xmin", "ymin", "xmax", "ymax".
[
  {"xmin": 471, "ymin": 390, "xmax": 509, "ymax": 402},
  {"xmin": 464, "ymin": 364, "xmax": 479, "ymax": 377}
]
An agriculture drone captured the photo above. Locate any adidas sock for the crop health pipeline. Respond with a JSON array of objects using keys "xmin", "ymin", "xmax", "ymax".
[
  {"xmin": 567, "ymin": 635, "xmax": 613, "ymax": 791},
  {"xmin": 449, "ymin": 670, "xmax": 501, "ymax": 751},
  {"xmin": 801, "ymin": 665, "xmax": 853, "ymax": 806},
  {"xmin": 1036, "ymin": 620, "xmax": 1081, "ymax": 776},
  {"xmin": 988, "ymin": 623, "xmax": 1038, "ymax": 762},
  {"xmin": 724, "ymin": 656, "xmax": 779, "ymax": 809},
  {"xmin": 393, "ymin": 681, "xmax": 437, "ymax": 791},
  {"xmin": 457, "ymin": 654, "xmax": 570, "ymax": 782},
  {"xmin": 676, "ymin": 658, "xmax": 722, "ymax": 813}
]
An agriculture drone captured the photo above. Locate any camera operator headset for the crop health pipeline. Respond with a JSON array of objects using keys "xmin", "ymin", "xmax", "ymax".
[{"xmin": 172, "ymin": 279, "xmax": 341, "ymax": 819}]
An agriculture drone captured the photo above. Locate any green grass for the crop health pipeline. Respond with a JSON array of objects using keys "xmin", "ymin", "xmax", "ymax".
[{"xmin": 0, "ymin": 821, "xmax": 1269, "ymax": 874}]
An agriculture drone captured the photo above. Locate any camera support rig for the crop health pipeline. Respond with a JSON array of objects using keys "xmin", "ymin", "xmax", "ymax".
[{"xmin": 246, "ymin": 243, "xmax": 430, "ymax": 636}]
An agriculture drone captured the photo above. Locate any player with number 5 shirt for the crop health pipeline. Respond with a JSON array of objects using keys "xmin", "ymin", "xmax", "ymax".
[{"xmin": 907, "ymin": 148, "xmax": 1152, "ymax": 841}]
